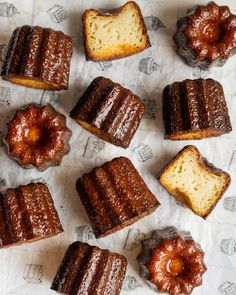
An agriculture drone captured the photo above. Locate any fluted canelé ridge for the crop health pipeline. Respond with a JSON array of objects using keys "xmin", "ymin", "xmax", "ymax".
[
  {"xmin": 70, "ymin": 77, "xmax": 145, "ymax": 148},
  {"xmin": 76, "ymin": 157, "xmax": 160, "ymax": 238},
  {"xmin": 162, "ymin": 78, "xmax": 232, "ymax": 140},
  {"xmin": 0, "ymin": 182, "xmax": 63, "ymax": 248},
  {"xmin": 51, "ymin": 241, "xmax": 127, "ymax": 295},
  {"xmin": 1, "ymin": 25, "xmax": 73, "ymax": 90}
]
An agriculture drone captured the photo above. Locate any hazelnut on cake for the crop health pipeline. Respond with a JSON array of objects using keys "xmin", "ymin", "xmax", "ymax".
[
  {"xmin": 83, "ymin": 1, "xmax": 150, "ymax": 61},
  {"xmin": 158, "ymin": 145, "xmax": 231, "ymax": 218}
]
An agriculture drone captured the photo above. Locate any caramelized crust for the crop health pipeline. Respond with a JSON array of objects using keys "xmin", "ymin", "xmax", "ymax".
[
  {"xmin": 51, "ymin": 241, "xmax": 127, "ymax": 295},
  {"xmin": 174, "ymin": 2, "xmax": 236, "ymax": 69},
  {"xmin": 0, "ymin": 182, "xmax": 63, "ymax": 248},
  {"xmin": 162, "ymin": 78, "xmax": 232, "ymax": 140},
  {"xmin": 1, "ymin": 25, "xmax": 73, "ymax": 90},
  {"xmin": 5, "ymin": 103, "xmax": 71, "ymax": 171},
  {"xmin": 137, "ymin": 227, "xmax": 207, "ymax": 295},
  {"xmin": 76, "ymin": 157, "xmax": 160, "ymax": 238},
  {"xmin": 70, "ymin": 77, "xmax": 144, "ymax": 148}
]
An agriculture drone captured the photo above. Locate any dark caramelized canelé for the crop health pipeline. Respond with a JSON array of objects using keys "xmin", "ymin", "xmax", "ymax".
[
  {"xmin": 174, "ymin": 2, "xmax": 236, "ymax": 69},
  {"xmin": 5, "ymin": 103, "xmax": 71, "ymax": 171},
  {"xmin": 51, "ymin": 241, "xmax": 127, "ymax": 295},
  {"xmin": 1, "ymin": 25, "xmax": 73, "ymax": 90},
  {"xmin": 162, "ymin": 78, "xmax": 232, "ymax": 140},
  {"xmin": 0, "ymin": 182, "xmax": 63, "ymax": 248},
  {"xmin": 137, "ymin": 227, "xmax": 207, "ymax": 295},
  {"xmin": 76, "ymin": 157, "xmax": 160, "ymax": 238},
  {"xmin": 70, "ymin": 76, "xmax": 144, "ymax": 148}
]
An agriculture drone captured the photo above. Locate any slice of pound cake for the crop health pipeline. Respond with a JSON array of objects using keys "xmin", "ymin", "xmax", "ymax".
[
  {"xmin": 158, "ymin": 145, "xmax": 231, "ymax": 218},
  {"xmin": 83, "ymin": 1, "xmax": 150, "ymax": 61}
]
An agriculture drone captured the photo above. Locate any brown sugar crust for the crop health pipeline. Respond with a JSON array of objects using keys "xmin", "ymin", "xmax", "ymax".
[
  {"xmin": 162, "ymin": 78, "xmax": 232, "ymax": 140},
  {"xmin": 137, "ymin": 227, "xmax": 207, "ymax": 295},
  {"xmin": 70, "ymin": 77, "xmax": 144, "ymax": 148},
  {"xmin": 4, "ymin": 103, "xmax": 71, "ymax": 171},
  {"xmin": 0, "ymin": 182, "xmax": 63, "ymax": 248},
  {"xmin": 174, "ymin": 2, "xmax": 236, "ymax": 69},
  {"xmin": 51, "ymin": 241, "xmax": 127, "ymax": 295},
  {"xmin": 83, "ymin": 1, "xmax": 151, "ymax": 61},
  {"xmin": 158, "ymin": 145, "xmax": 231, "ymax": 218},
  {"xmin": 1, "ymin": 25, "xmax": 73, "ymax": 90},
  {"xmin": 76, "ymin": 157, "xmax": 160, "ymax": 238}
]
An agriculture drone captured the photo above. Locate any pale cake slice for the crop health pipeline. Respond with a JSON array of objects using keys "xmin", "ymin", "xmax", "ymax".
[
  {"xmin": 83, "ymin": 1, "xmax": 151, "ymax": 61},
  {"xmin": 159, "ymin": 145, "xmax": 231, "ymax": 218}
]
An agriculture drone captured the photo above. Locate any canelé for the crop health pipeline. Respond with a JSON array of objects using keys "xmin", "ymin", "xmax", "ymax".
[
  {"xmin": 5, "ymin": 103, "xmax": 71, "ymax": 171},
  {"xmin": 1, "ymin": 25, "xmax": 73, "ymax": 90},
  {"xmin": 76, "ymin": 157, "xmax": 160, "ymax": 238},
  {"xmin": 0, "ymin": 182, "xmax": 63, "ymax": 248},
  {"xmin": 137, "ymin": 226, "xmax": 207, "ymax": 295},
  {"xmin": 162, "ymin": 78, "xmax": 232, "ymax": 140},
  {"xmin": 70, "ymin": 76, "xmax": 144, "ymax": 148},
  {"xmin": 51, "ymin": 241, "xmax": 127, "ymax": 295},
  {"xmin": 174, "ymin": 2, "xmax": 236, "ymax": 69}
]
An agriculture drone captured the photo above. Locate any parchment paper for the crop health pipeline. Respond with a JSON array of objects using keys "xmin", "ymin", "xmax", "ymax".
[{"xmin": 0, "ymin": 1, "xmax": 236, "ymax": 294}]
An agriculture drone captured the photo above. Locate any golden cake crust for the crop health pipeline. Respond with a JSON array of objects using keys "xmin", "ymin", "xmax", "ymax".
[
  {"xmin": 174, "ymin": 2, "xmax": 236, "ymax": 69},
  {"xmin": 1, "ymin": 25, "xmax": 73, "ymax": 90},
  {"xmin": 5, "ymin": 103, "xmax": 71, "ymax": 171}
]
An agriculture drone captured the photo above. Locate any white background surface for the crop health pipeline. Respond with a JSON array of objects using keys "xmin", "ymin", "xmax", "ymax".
[{"xmin": 0, "ymin": 0, "xmax": 236, "ymax": 294}]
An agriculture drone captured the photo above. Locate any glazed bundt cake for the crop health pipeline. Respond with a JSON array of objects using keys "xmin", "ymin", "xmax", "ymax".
[
  {"xmin": 83, "ymin": 1, "xmax": 150, "ymax": 61},
  {"xmin": 0, "ymin": 182, "xmax": 63, "ymax": 248},
  {"xmin": 137, "ymin": 226, "xmax": 207, "ymax": 295},
  {"xmin": 51, "ymin": 241, "xmax": 127, "ymax": 294},
  {"xmin": 158, "ymin": 145, "xmax": 231, "ymax": 218},
  {"xmin": 76, "ymin": 157, "xmax": 160, "ymax": 238},
  {"xmin": 174, "ymin": 2, "xmax": 236, "ymax": 69},
  {"xmin": 5, "ymin": 103, "xmax": 71, "ymax": 171},
  {"xmin": 70, "ymin": 76, "xmax": 144, "ymax": 148},
  {"xmin": 1, "ymin": 25, "xmax": 73, "ymax": 90},
  {"xmin": 162, "ymin": 78, "xmax": 232, "ymax": 140}
]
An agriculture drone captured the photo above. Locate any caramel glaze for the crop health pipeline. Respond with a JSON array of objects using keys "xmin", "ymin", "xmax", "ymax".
[
  {"xmin": 1, "ymin": 25, "xmax": 73, "ymax": 90},
  {"xmin": 70, "ymin": 77, "xmax": 144, "ymax": 148},
  {"xmin": 0, "ymin": 182, "xmax": 63, "ymax": 248},
  {"xmin": 51, "ymin": 241, "xmax": 127, "ymax": 295},
  {"xmin": 76, "ymin": 157, "xmax": 160, "ymax": 238},
  {"xmin": 5, "ymin": 103, "xmax": 72, "ymax": 171},
  {"xmin": 137, "ymin": 227, "xmax": 207, "ymax": 295},
  {"xmin": 174, "ymin": 2, "xmax": 236, "ymax": 69},
  {"xmin": 163, "ymin": 78, "xmax": 232, "ymax": 140}
]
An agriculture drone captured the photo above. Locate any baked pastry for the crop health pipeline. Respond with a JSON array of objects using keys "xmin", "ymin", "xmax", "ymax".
[
  {"xmin": 70, "ymin": 76, "xmax": 144, "ymax": 148},
  {"xmin": 1, "ymin": 25, "xmax": 73, "ymax": 90},
  {"xmin": 158, "ymin": 145, "xmax": 231, "ymax": 218},
  {"xmin": 137, "ymin": 226, "xmax": 207, "ymax": 295},
  {"xmin": 5, "ymin": 103, "xmax": 71, "ymax": 171},
  {"xmin": 174, "ymin": 2, "xmax": 236, "ymax": 69},
  {"xmin": 0, "ymin": 182, "xmax": 63, "ymax": 248},
  {"xmin": 162, "ymin": 78, "xmax": 232, "ymax": 140},
  {"xmin": 51, "ymin": 241, "xmax": 127, "ymax": 294},
  {"xmin": 83, "ymin": 1, "xmax": 150, "ymax": 61},
  {"xmin": 76, "ymin": 156, "xmax": 160, "ymax": 238}
]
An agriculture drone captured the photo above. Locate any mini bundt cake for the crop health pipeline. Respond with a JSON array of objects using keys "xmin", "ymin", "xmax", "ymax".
[
  {"xmin": 1, "ymin": 25, "xmax": 73, "ymax": 90},
  {"xmin": 70, "ymin": 76, "xmax": 144, "ymax": 148},
  {"xmin": 83, "ymin": 1, "xmax": 150, "ymax": 61},
  {"xmin": 0, "ymin": 182, "xmax": 63, "ymax": 248},
  {"xmin": 76, "ymin": 156, "xmax": 160, "ymax": 238},
  {"xmin": 174, "ymin": 2, "xmax": 236, "ymax": 69},
  {"xmin": 5, "ymin": 103, "xmax": 71, "ymax": 171},
  {"xmin": 162, "ymin": 78, "xmax": 232, "ymax": 140},
  {"xmin": 51, "ymin": 241, "xmax": 127, "ymax": 295},
  {"xmin": 158, "ymin": 145, "xmax": 231, "ymax": 218},
  {"xmin": 137, "ymin": 226, "xmax": 207, "ymax": 295}
]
